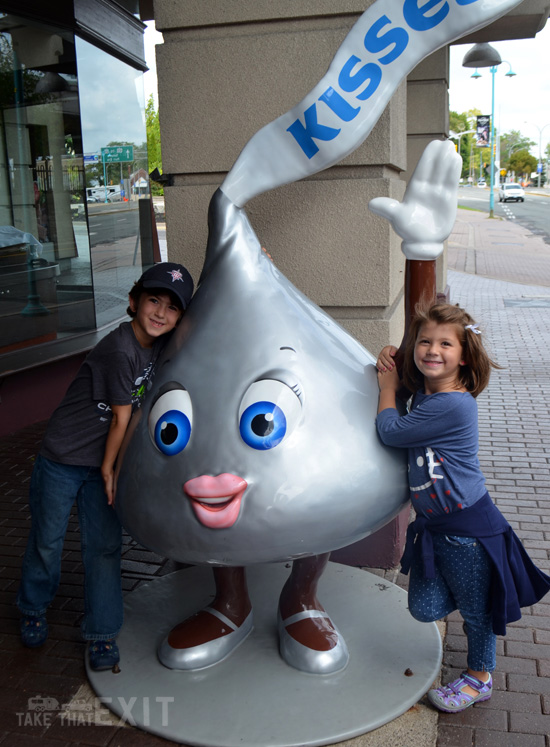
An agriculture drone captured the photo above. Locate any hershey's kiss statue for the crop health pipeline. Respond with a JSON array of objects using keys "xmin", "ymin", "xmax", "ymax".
[{"xmin": 115, "ymin": 0, "xmax": 519, "ymax": 674}]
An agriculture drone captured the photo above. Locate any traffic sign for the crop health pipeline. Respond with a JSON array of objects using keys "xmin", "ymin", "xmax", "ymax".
[{"xmin": 101, "ymin": 146, "xmax": 134, "ymax": 163}]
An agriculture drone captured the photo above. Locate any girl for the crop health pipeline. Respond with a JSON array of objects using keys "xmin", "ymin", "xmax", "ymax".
[{"xmin": 376, "ymin": 301, "xmax": 550, "ymax": 713}]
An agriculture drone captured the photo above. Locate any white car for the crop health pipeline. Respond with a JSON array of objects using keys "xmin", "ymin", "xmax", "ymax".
[{"xmin": 499, "ymin": 183, "xmax": 525, "ymax": 202}]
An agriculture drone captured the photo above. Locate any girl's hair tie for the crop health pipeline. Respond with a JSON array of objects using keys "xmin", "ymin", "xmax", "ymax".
[{"xmin": 465, "ymin": 323, "xmax": 481, "ymax": 335}]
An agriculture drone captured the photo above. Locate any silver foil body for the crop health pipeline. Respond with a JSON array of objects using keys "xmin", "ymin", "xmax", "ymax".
[{"xmin": 115, "ymin": 189, "xmax": 409, "ymax": 566}]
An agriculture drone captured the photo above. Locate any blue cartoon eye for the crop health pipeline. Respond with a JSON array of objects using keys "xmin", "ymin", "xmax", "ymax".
[
  {"xmin": 239, "ymin": 380, "xmax": 301, "ymax": 450},
  {"xmin": 148, "ymin": 389, "xmax": 192, "ymax": 455}
]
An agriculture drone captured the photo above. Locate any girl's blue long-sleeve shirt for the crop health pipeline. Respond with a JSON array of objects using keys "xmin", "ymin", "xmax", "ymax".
[
  {"xmin": 377, "ymin": 389, "xmax": 550, "ymax": 631},
  {"xmin": 376, "ymin": 390, "xmax": 487, "ymax": 517}
]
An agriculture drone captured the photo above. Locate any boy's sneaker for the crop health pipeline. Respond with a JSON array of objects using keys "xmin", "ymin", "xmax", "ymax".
[
  {"xmin": 88, "ymin": 639, "xmax": 120, "ymax": 671},
  {"xmin": 20, "ymin": 614, "xmax": 48, "ymax": 648}
]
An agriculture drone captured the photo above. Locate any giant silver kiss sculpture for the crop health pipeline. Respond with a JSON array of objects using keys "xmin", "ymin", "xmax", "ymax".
[{"xmin": 115, "ymin": 0, "xmax": 520, "ymax": 674}]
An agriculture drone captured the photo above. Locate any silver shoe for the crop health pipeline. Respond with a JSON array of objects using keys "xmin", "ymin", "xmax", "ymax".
[
  {"xmin": 277, "ymin": 609, "xmax": 349, "ymax": 674},
  {"xmin": 158, "ymin": 606, "xmax": 253, "ymax": 670}
]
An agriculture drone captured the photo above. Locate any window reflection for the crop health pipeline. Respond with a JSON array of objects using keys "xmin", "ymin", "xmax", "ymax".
[
  {"xmin": 0, "ymin": 14, "xmax": 149, "ymax": 358},
  {"xmin": 0, "ymin": 19, "xmax": 95, "ymax": 353},
  {"xmin": 76, "ymin": 36, "xmax": 149, "ymax": 328}
]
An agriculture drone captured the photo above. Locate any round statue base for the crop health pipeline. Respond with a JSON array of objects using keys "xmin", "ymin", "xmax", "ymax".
[{"xmin": 87, "ymin": 562, "xmax": 441, "ymax": 746}]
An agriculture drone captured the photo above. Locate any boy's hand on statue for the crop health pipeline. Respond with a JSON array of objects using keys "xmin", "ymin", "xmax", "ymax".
[
  {"xmin": 369, "ymin": 140, "xmax": 462, "ymax": 261},
  {"xmin": 377, "ymin": 365, "xmax": 400, "ymax": 392},
  {"xmin": 377, "ymin": 345, "xmax": 398, "ymax": 372}
]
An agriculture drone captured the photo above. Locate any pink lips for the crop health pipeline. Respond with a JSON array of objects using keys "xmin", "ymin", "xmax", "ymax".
[{"xmin": 184, "ymin": 474, "xmax": 247, "ymax": 529}]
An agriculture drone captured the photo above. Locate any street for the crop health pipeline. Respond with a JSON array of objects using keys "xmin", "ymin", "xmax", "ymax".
[
  {"xmin": 86, "ymin": 202, "xmax": 140, "ymax": 245},
  {"xmin": 457, "ymin": 186, "xmax": 550, "ymax": 245}
]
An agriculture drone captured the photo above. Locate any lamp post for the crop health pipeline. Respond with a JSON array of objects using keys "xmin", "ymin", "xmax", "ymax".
[
  {"xmin": 524, "ymin": 122, "xmax": 550, "ymax": 188},
  {"xmin": 462, "ymin": 44, "xmax": 516, "ymax": 218}
]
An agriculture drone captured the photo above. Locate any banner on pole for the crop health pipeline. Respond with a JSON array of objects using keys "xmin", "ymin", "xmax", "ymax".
[{"xmin": 476, "ymin": 115, "xmax": 490, "ymax": 147}]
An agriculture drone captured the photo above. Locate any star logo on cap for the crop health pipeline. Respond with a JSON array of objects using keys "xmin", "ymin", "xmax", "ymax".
[{"xmin": 168, "ymin": 269, "xmax": 183, "ymax": 283}]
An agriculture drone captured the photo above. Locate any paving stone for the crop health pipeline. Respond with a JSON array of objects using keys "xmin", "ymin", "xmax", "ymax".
[
  {"xmin": 508, "ymin": 712, "xmax": 550, "ymax": 735},
  {"xmin": 436, "ymin": 725, "xmax": 474, "ymax": 746},
  {"xmin": 2, "ymin": 209, "xmax": 550, "ymax": 745},
  {"xmin": 507, "ymin": 673, "xmax": 550, "ymax": 694},
  {"xmin": 474, "ymin": 733, "xmax": 545, "ymax": 747}
]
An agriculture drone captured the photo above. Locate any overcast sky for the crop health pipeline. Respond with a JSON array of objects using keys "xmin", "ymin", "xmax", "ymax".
[
  {"xmin": 449, "ymin": 21, "xmax": 550, "ymax": 161},
  {"xmin": 144, "ymin": 18, "xmax": 550, "ymax": 162},
  {"xmin": 143, "ymin": 21, "xmax": 161, "ymax": 108}
]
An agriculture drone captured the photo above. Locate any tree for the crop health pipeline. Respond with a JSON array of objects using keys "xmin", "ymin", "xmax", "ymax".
[
  {"xmin": 500, "ymin": 130, "xmax": 535, "ymax": 171},
  {"xmin": 449, "ymin": 110, "xmax": 470, "ymax": 135},
  {"xmin": 449, "ymin": 110, "xmax": 476, "ymax": 179},
  {"xmin": 509, "ymin": 149, "xmax": 537, "ymax": 183},
  {"xmin": 145, "ymin": 94, "xmax": 163, "ymax": 196}
]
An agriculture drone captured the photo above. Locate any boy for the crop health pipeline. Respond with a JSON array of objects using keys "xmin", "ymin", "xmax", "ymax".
[{"xmin": 17, "ymin": 262, "xmax": 193, "ymax": 670}]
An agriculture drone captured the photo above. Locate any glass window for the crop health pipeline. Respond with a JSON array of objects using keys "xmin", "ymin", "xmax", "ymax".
[
  {"xmin": 75, "ymin": 35, "xmax": 150, "ymax": 329},
  {"xmin": 0, "ymin": 12, "xmax": 150, "ymax": 358},
  {"xmin": 0, "ymin": 16, "xmax": 94, "ymax": 353}
]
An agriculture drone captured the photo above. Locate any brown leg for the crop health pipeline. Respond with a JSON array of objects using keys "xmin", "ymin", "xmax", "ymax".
[
  {"xmin": 278, "ymin": 553, "xmax": 339, "ymax": 651},
  {"xmin": 167, "ymin": 566, "xmax": 251, "ymax": 648}
]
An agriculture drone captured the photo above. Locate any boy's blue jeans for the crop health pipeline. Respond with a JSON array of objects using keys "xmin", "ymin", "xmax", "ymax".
[
  {"xmin": 17, "ymin": 454, "xmax": 123, "ymax": 641},
  {"xmin": 407, "ymin": 532, "xmax": 497, "ymax": 673}
]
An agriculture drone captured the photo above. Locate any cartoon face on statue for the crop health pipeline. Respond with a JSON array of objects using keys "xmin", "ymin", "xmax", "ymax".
[
  {"xmin": 116, "ymin": 189, "xmax": 408, "ymax": 566},
  {"xmin": 115, "ymin": 0, "xmax": 519, "ymax": 675}
]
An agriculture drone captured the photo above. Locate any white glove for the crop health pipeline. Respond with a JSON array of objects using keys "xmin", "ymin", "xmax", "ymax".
[{"xmin": 369, "ymin": 140, "xmax": 462, "ymax": 261}]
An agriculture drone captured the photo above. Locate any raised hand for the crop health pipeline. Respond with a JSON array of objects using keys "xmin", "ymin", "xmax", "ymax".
[{"xmin": 369, "ymin": 140, "xmax": 462, "ymax": 261}]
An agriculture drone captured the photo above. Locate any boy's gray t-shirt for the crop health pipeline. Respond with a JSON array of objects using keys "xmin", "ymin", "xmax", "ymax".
[{"xmin": 41, "ymin": 322, "xmax": 163, "ymax": 467}]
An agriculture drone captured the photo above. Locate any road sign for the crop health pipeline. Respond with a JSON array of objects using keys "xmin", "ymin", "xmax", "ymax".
[{"xmin": 101, "ymin": 146, "xmax": 134, "ymax": 163}]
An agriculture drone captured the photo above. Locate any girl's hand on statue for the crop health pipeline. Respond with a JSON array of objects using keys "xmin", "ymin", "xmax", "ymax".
[
  {"xmin": 377, "ymin": 365, "xmax": 400, "ymax": 392},
  {"xmin": 376, "ymin": 345, "xmax": 398, "ymax": 372}
]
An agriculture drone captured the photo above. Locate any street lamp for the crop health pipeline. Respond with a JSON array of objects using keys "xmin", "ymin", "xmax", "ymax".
[
  {"xmin": 524, "ymin": 121, "xmax": 550, "ymax": 188},
  {"xmin": 449, "ymin": 128, "xmax": 476, "ymax": 157},
  {"xmin": 462, "ymin": 44, "xmax": 516, "ymax": 218},
  {"xmin": 449, "ymin": 129, "xmax": 476, "ymax": 183}
]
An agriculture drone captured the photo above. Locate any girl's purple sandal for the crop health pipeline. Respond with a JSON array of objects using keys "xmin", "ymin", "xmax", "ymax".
[{"xmin": 428, "ymin": 671, "xmax": 492, "ymax": 713}]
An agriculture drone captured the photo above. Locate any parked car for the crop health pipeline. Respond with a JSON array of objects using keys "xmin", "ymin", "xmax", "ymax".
[{"xmin": 498, "ymin": 183, "xmax": 525, "ymax": 202}]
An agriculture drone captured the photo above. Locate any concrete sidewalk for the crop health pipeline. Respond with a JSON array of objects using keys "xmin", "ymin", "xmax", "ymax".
[{"xmin": 1, "ymin": 209, "xmax": 550, "ymax": 746}]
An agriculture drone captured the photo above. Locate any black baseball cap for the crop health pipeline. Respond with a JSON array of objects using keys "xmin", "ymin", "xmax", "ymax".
[{"xmin": 139, "ymin": 262, "xmax": 194, "ymax": 310}]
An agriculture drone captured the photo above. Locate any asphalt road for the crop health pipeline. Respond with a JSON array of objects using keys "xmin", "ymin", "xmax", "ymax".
[
  {"xmin": 457, "ymin": 186, "xmax": 550, "ymax": 245},
  {"xmin": 86, "ymin": 202, "xmax": 140, "ymax": 245}
]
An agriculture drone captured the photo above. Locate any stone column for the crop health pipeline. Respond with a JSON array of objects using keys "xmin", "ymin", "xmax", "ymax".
[{"xmin": 153, "ymin": 2, "xmax": 451, "ymax": 567}]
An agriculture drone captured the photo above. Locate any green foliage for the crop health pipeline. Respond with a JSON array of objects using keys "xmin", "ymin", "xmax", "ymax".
[
  {"xmin": 509, "ymin": 149, "xmax": 537, "ymax": 178},
  {"xmin": 450, "ymin": 109, "xmax": 544, "ymax": 182},
  {"xmin": 0, "ymin": 32, "xmax": 51, "ymax": 108},
  {"xmin": 449, "ymin": 111, "xmax": 470, "ymax": 134},
  {"xmin": 449, "ymin": 110, "xmax": 476, "ymax": 178},
  {"xmin": 500, "ymin": 131, "xmax": 535, "ymax": 171},
  {"xmin": 145, "ymin": 94, "xmax": 163, "ymax": 196}
]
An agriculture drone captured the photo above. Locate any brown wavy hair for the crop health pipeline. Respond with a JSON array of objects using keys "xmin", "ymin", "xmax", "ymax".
[{"xmin": 402, "ymin": 302, "xmax": 501, "ymax": 398}]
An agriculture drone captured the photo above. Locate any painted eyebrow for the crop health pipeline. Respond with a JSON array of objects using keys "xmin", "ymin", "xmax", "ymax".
[
  {"xmin": 150, "ymin": 381, "xmax": 187, "ymax": 406},
  {"xmin": 280, "ymin": 346, "xmax": 296, "ymax": 352}
]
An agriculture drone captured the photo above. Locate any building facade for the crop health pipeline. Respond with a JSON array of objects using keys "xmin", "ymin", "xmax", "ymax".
[
  {"xmin": 152, "ymin": 0, "xmax": 549, "ymax": 565},
  {"xmin": 0, "ymin": 0, "xmax": 155, "ymax": 432}
]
